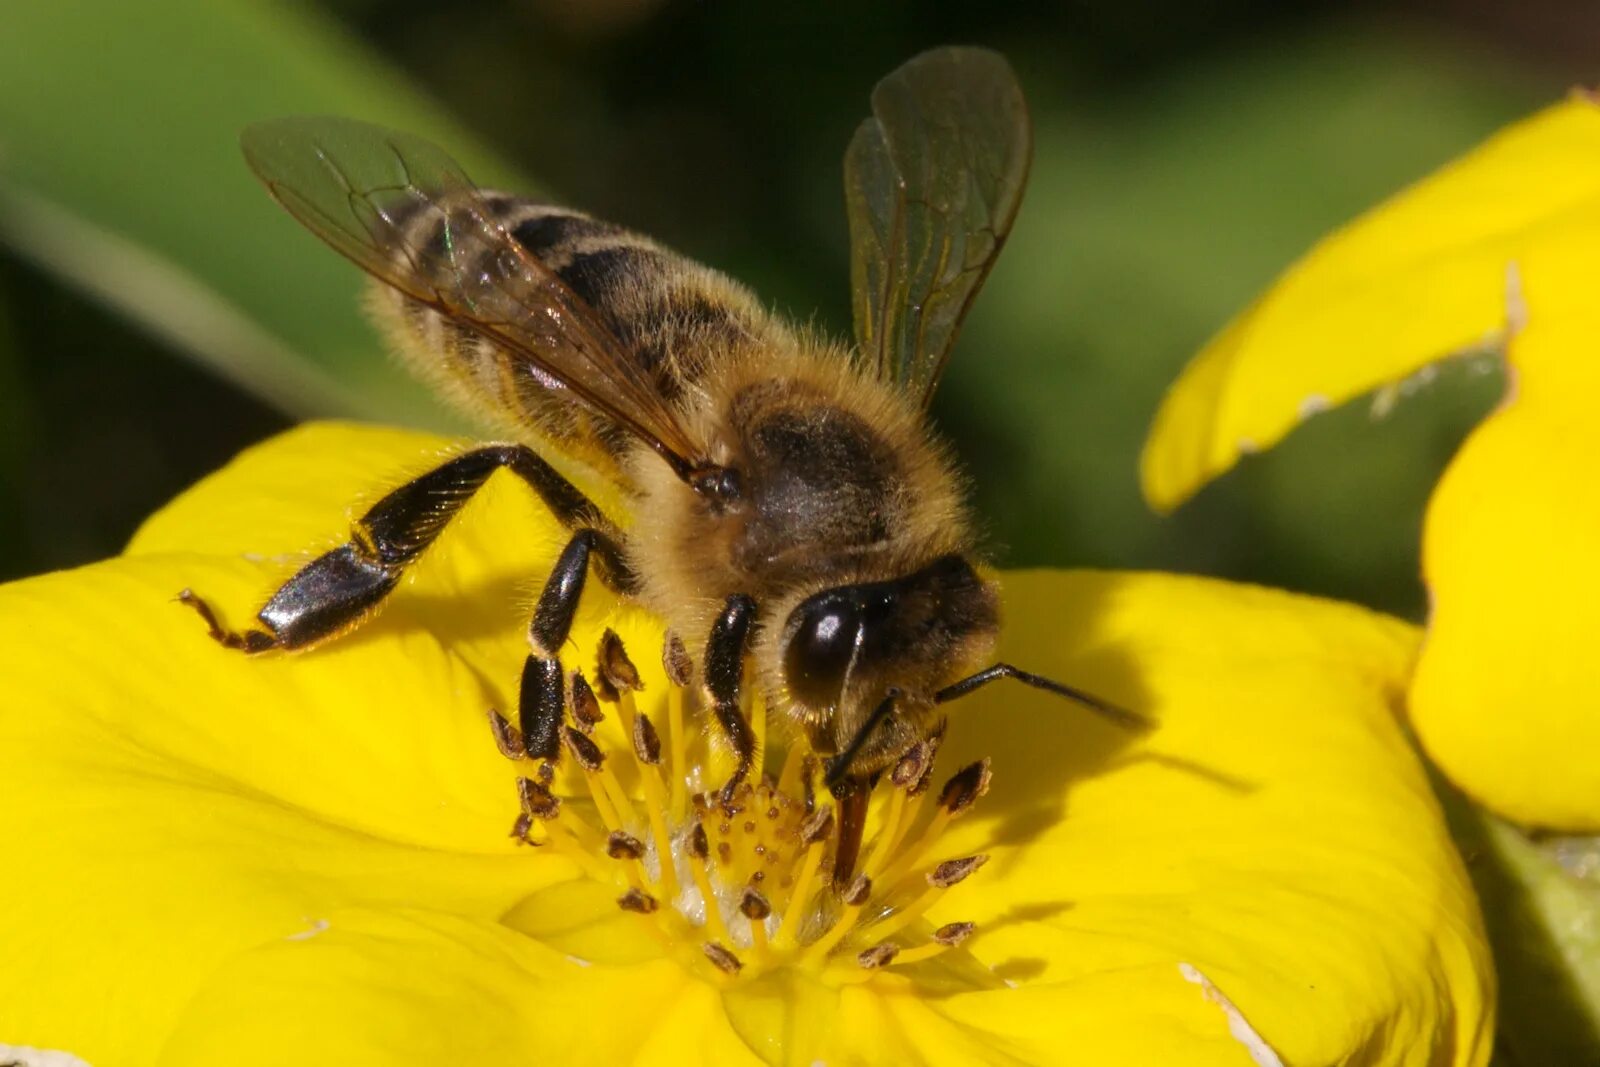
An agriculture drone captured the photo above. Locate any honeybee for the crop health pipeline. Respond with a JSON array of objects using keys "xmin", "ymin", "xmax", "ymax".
[{"xmin": 181, "ymin": 47, "xmax": 1141, "ymax": 881}]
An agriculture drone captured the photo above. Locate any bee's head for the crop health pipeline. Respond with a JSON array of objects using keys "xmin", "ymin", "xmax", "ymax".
[{"xmin": 776, "ymin": 554, "xmax": 999, "ymax": 776}]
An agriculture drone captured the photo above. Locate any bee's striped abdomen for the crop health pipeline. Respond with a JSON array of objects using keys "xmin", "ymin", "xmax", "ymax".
[{"xmin": 370, "ymin": 195, "xmax": 776, "ymax": 479}]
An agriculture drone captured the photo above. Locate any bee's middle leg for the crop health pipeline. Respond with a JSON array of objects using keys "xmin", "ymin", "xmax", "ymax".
[
  {"xmin": 517, "ymin": 528, "xmax": 622, "ymax": 768},
  {"xmin": 703, "ymin": 593, "xmax": 758, "ymax": 805}
]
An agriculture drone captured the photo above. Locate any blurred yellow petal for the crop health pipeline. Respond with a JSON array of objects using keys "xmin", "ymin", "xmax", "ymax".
[
  {"xmin": 2, "ymin": 424, "xmax": 1491, "ymax": 1064},
  {"xmin": 1141, "ymin": 93, "xmax": 1600, "ymax": 512},
  {"xmin": 1410, "ymin": 255, "xmax": 1600, "ymax": 827}
]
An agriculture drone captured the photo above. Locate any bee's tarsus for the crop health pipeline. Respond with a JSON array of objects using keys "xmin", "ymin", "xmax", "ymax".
[
  {"xmin": 705, "ymin": 593, "xmax": 758, "ymax": 805},
  {"xmin": 175, "ymin": 588, "xmax": 278, "ymax": 654}
]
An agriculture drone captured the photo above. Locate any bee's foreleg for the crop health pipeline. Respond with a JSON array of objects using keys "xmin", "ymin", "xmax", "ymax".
[
  {"xmin": 179, "ymin": 444, "xmax": 632, "ymax": 654},
  {"xmin": 519, "ymin": 529, "xmax": 620, "ymax": 771},
  {"xmin": 703, "ymin": 593, "xmax": 758, "ymax": 806}
]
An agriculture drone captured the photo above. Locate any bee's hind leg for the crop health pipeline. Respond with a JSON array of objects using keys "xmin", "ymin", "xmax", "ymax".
[
  {"xmin": 703, "ymin": 593, "xmax": 758, "ymax": 807},
  {"xmin": 179, "ymin": 444, "xmax": 632, "ymax": 654}
]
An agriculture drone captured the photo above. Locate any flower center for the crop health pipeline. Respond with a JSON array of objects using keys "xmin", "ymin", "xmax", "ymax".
[{"xmin": 491, "ymin": 629, "xmax": 991, "ymax": 984}]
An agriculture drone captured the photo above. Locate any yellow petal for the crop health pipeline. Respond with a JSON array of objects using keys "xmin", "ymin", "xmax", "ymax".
[
  {"xmin": 1141, "ymin": 94, "xmax": 1600, "ymax": 512},
  {"xmin": 156, "ymin": 909, "xmax": 758, "ymax": 1067},
  {"xmin": 914, "ymin": 570, "xmax": 1491, "ymax": 1066},
  {"xmin": 1410, "ymin": 256, "xmax": 1600, "ymax": 827},
  {"xmin": 3, "ymin": 424, "xmax": 1491, "ymax": 1064}
]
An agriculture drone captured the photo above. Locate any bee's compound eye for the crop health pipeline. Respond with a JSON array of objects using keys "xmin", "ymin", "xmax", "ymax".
[{"xmin": 783, "ymin": 595, "xmax": 860, "ymax": 709}]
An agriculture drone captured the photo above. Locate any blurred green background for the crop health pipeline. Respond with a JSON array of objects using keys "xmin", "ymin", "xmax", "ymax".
[{"xmin": 0, "ymin": 0, "xmax": 1590, "ymax": 616}]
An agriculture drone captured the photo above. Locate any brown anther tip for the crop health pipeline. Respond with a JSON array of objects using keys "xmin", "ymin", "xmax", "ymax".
[
  {"xmin": 907, "ymin": 723, "xmax": 946, "ymax": 797},
  {"xmin": 688, "ymin": 822, "xmax": 710, "ymax": 861},
  {"xmin": 843, "ymin": 874, "xmax": 872, "ymax": 907},
  {"xmin": 933, "ymin": 921, "xmax": 976, "ymax": 947},
  {"xmin": 516, "ymin": 777, "xmax": 561, "ymax": 820},
  {"xmin": 486, "ymin": 708, "xmax": 526, "ymax": 760},
  {"xmin": 597, "ymin": 629, "xmax": 643, "ymax": 695},
  {"xmin": 617, "ymin": 888, "xmax": 658, "ymax": 914},
  {"xmin": 510, "ymin": 812, "xmax": 533, "ymax": 841},
  {"xmin": 563, "ymin": 725, "xmax": 605, "ymax": 771},
  {"xmin": 927, "ymin": 854, "xmax": 989, "ymax": 888},
  {"xmin": 937, "ymin": 758, "xmax": 992, "ymax": 816},
  {"xmin": 891, "ymin": 740, "xmax": 930, "ymax": 788},
  {"xmin": 569, "ymin": 672, "xmax": 604, "ymax": 731},
  {"xmin": 857, "ymin": 943, "xmax": 900, "ymax": 969},
  {"xmin": 632, "ymin": 711, "xmax": 662, "ymax": 765},
  {"xmin": 702, "ymin": 942, "xmax": 743, "ymax": 975},
  {"xmin": 800, "ymin": 804, "xmax": 835, "ymax": 846},
  {"xmin": 739, "ymin": 886, "xmax": 772, "ymax": 921},
  {"xmin": 663, "ymin": 631, "xmax": 693, "ymax": 687},
  {"xmin": 537, "ymin": 761, "xmax": 556, "ymax": 785},
  {"xmin": 606, "ymin": 831, "xmax": 645, "ymax": 860}
]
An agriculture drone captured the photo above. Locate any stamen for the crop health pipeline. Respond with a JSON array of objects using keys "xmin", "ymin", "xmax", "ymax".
[
  {"xmin": 857, "ymin": 943, "xmax": 899, "ymax": 969},
  {"xmin": 618, "ymin": 888, "xmax": 658, "ymax": 914},
  {"xmin": 517, "ymin": 776, "xmax": 561, "ymax": 820},
  {"xmin": 598, "ymin": 629, "xmax": 642, "ymax": 695},
  {"xmin": 740, "ymin": 886, "xmax": 772, "ymax": 952},
  {"xmin": 703, "ymin": 942, "xmax": 743, "ymax": 976},
  {"xmin": 607, "ymin": 831, "xmax": 645, "ymax": 860},
  {"xmin": 889, "ymin": 923, "xmax": 977, "ymax": 967},
  {"xmin": 869, "ymin": 856, "xmax": 990, "ymax": 942},
  {"xmin": 494, "ymin": 629, "xmax": 1002, "ymax": 984},
  {"xmin": 569, "ymin": 673, "xmax": 604, "ymax": 732},
  {"xmin": 685, "ymin": 821, "xmax": 734, "ymax": 945},
  {"xmin": 801, "ymin": 875, "xmax": 872, "ymax": 965},
  {"xmin": 773, "ymin": 805, "xmax": 833, "ymax": 948},
  {"xmin": 663, "ymin": 632, "xmax": 692, "ymax": 815},
  {"xmin": 938, "ymin": 759, "xmax": 992, "ymax": 816},
  {"xmin": 934, "ymin": 921, "xmax": 976, "ymax": 946},
  {"xmin": 487, "ymin": 708, "xmax": 525, "ymax": 759}
]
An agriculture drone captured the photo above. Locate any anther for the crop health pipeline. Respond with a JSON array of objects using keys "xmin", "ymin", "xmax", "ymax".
[
  {"xmin": 858, "ymin": 943, "xmax": 900, "ymax": 969},
  {"xmin": 688, "ymin": 822, "xmax": 710, "ymax": 861},
  {"xmin": 739, "ymin": 886, "xmax": 772, "ymax": 922},
  {"xmin": 617, "ymin": 888, "xmax": 658, "ymax": 914},
  {"xmin": 597, "ymin": 629, "xmax": 642, "ymax": 694},
  {"xmin": 633, "ymin": 711, "xmax": 662, "ymax": 765},
  {"xmin": 843, "ymin": 874, "xmax": 873, "ymax": 907},
  {"xmin": 607, "ymin": 831, "xmax": 645, "ymax": 860},
  {"xmin": 510, "ymin": 812, "xmax": 532, "ymax": 841},
  {"xmin": 569, "ymin": 672, "xmax": 604, "ymax": 732},
  {"xmin": 891, "ymin": 740, "xmax": 932, "ymax": 788},
  {"xmin": 909, "ymin": 725, "xmax": 945, "ymax": 796},
  {"xmin": 938, "ymin": 758, "xmax": 992, "ymax": 816},
  {"xmin": 927, "ymin": 855, "xmax": 989, "ymax": 888},
  {"xmin": 486, "ymin": 708, "xmax": 526, "ymax": 759},
  {"xmin": 703, "ymin": 942, "xmax": 743, "ymax": 975},
  {"xmin": 662, "ymin": 631, "xmax": 693, "ymax": 687},
  {"xmin": 933, "ymin": 921, "xmax": 976, "ymax": 947},
  {"xmin": 800, "ymin": 804, "xmax": 835, "ymax": 846},
  {"xmin": 517, "ymin": 777, "xmax": 561, "ymax": 820},
  {"xmin": 563, "ymin": 726, "xmax": 605, "ymax": 771}
]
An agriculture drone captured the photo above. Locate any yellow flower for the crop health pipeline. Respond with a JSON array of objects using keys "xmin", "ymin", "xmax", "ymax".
[
  {"xmin": 1, "ymin": 423, "xmax": 1488, "ymax": 1065},
  {"xmin": 1142, "ymin": 94, "xmax": 1600, "ymax": 830}
]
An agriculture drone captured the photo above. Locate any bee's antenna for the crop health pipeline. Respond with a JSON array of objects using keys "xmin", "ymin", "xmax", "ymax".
[
  {"xmin": 824, "ymin": 689, "xmax": 901, "ymax": 791},
  {"xmin": 934, "ymin": 663, "xmax": 1151, "ymax": 732}
]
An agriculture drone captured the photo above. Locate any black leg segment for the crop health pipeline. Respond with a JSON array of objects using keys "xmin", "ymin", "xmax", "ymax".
[
  {"xmin": 180, "ymin": 444, "xmax": 632, "ymax": 653},
  {"xmin": 517, "ymin": 527, "xmax": 629, "ymax": 771},
  {"xmin": 703, "ymin": 593, "xmax": 757, "ymax": 804}
]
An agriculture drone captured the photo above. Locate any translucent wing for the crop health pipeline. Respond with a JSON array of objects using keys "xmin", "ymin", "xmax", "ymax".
[
  {"xmin": 845, "ymin": 48, "xmax": 1032, "ymax": 406},
  {"xmin": 241, "ymin": 117, "xmax": 708, "ymax": 480}
]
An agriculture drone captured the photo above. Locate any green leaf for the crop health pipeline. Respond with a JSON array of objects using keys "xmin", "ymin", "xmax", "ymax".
[
  {"xmin": 1442, "ymin": 787, "xmax": 1600, "ymax": 1063},
  {"xmin": 0, "ymin": 0, "xmax": 525, "ymax": 428}
]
